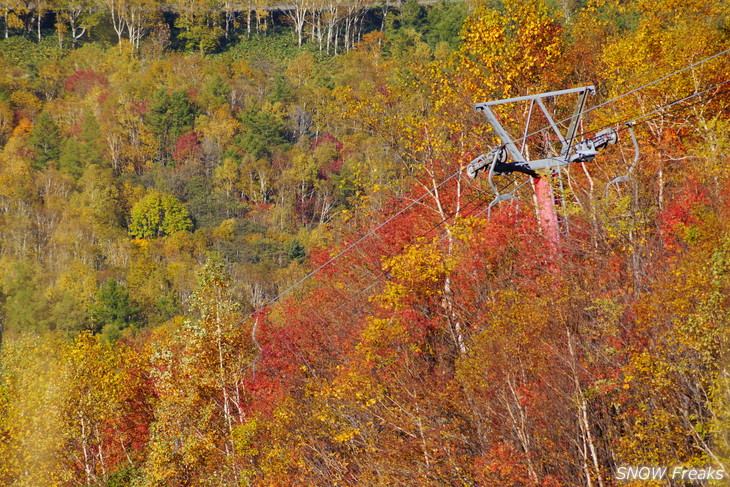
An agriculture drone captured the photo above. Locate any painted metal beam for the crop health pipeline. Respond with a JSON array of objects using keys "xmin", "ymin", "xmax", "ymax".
[{"xmin": 474, "ymin": 86, "xmax": 595, "ymax": 109}]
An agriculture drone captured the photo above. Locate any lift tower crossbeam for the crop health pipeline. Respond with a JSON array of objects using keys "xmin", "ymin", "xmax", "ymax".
[{"xmin": 468, "ymin": 86, "xmax": 620, "ymax": 245}]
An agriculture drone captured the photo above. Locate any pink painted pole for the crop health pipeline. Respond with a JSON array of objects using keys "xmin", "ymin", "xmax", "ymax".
[{"xmin": 534, "ymin": 177, "xmax": 559, "ymax": 247}]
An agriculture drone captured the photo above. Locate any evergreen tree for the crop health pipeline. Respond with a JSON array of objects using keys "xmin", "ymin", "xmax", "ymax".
[
  {"xmin": 237, "ymin": 108, "xmax": 288, "ymax": 160},
  {"xmin": 28, "ymin": 112, "xmax": 61, "ymax": 170},
  {"xmin": 59, "ymin": 115, "xmax": 103, "ymax": 178},
  {"xmin": 286, "ymin": 239, "xmax": 306, "ymax": 263},
  {"xmin": 423, "ymin": 1, "xmax": 467, "ymax": 48},
  {"xmin": 146, "ymin": 89, "xmax": 196, "ymax": 163},
  {"xmin": 88, "ymin": 279, "xmax": 142, "ymax": 340}
]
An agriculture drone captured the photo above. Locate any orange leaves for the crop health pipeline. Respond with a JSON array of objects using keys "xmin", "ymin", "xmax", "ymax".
[
  {"xmin": 2, "ymin": 2, "xmax": 730, "ymax": 484},
  {"xmin": 471, "ymin": 443, "xmax": 534, "ymax": 487}
]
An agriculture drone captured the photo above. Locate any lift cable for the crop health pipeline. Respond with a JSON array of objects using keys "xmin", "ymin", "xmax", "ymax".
[
  {"xmin": 259, "ymin": 171, "xmax": 460, "ymax": 310},
  {"xmin": 579, "ymin": 78, "xmax": 730, "ymax": 142},
  {"xmin": 512, "ymin": 47, "xmax": 730, "ymax": 146},
  {"xmin": 320, "ymin": 189, "xmax": 497, "ymax": 319},
  {"xmin": 517, "ymin": 78, "xmax": 730, "ymax": 175},
  {"xmin": 300, "ymin": 77, "xmax": 730, "ymax": 323},
  {"xmin": 240, "ymin": 48, "xmax": 730, "ymax": 325},
  {"xmin": 582, "ymin": 47, "xmax": 730, "ymax": 120},
  {"xmin": 264, "ymin": 76, "xmax": 730, "ymax": 370},
  {"xmin": 623, "ymin": 79, "xmax": 730, "ymax": 126}
]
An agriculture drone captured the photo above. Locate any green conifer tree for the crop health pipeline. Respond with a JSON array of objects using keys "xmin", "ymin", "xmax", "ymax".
[{"xmin": 28, "ymin": 112, "xmax": 61, "ymax": 170}]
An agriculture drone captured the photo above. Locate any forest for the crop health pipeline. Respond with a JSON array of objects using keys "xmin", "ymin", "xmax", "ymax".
[{"xmin": 0, "ymin": 0, "xmax": 729, "ymax": 485}]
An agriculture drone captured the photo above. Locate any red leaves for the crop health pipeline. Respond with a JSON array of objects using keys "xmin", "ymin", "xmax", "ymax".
[
  {"xmin": 102, "ymin": 352, "xmax": 155, "ymax": 468},
  {"xmin": 64, "ymin": 69, "xmax": 109, "ymax": 95},
  {"xmin": 659, "ymin": 176, "xmax": 710, "ymax": 250},
  {"xmin": 311, "ymin": 133, "xmax": 343, "ymax": 153},
  {"xmin": 131, "ymin": 99, "xmax": 149, "ymax": 116},
  {"xmin": 172, "ymin": 131, "xmax": 202, "ymax": 164}
]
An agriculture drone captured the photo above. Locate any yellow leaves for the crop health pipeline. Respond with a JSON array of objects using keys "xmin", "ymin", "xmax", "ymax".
[
  {"xmin": 386, "ymin": 237, "xmax": 452, "ymax": 282},
  {"xmin": 212, "ymin": 157, "xmax": 241, "ymax": 196},
  {"xmin": 6, "ymin": 11, "xmax": 24, "ymax": 30},
  {"xmin": 232, "ymin": 417, "xmax": 261, "ymax": 457},
  {"xmin": 213, "ymin": 218, "xmax": 236, "ymax": 241},
  {"xmin": 597, "ymin": 0, "xmax": 728, "ymax": 112},
  {"xmin": 333, "ymin": 428, "xmax": 360, "ymax": 443},
  {"xmin": 456, "ymin": 287, "xmax": 556, "ymax": 391},
  {"xmin": 459, "ymin": 0, "xmax": 564, "ymax": 98},
  {"xmin": 379, "ymin": 282, "xmax": 409, "ymax": 310},
  {"xmin": 356, "ymin": 317, "xmax": 408, "ymax": 367},
  {"xmin": 130, "ymin": 236, "xmax": 150, "ymax": 250},
  {"xmin": 0, "ymin": 333, "xmax": 73, "ymax": 485},
  {"xmin": 286, "ymin": 51, "xmax": 316, "ymax": 88},
  {"xmin": 0, "ymin": 99, "xmax": 12, "ymax": 142},
  {"xmin": 9, "ymin": 89, "xmax": 42, "ymax": 115},
  {"xmin": 461, "ymin": 6, "xmax": 503, "ymax": 51},
  {"xmin": 296, "ymin": 369, "xmax": 384, "ymax": 460},
  {"xmin": 377, "ymin": 237, "xmax": 453, "ymax": 309},
  {"xmin": 195, "ymin": 105, "xmax": 239, "ymax": 147},
  {"xmin": 0, "ymin": 157, "xmax": 34, "ymax": 202},
  {"xmin": 65, "ymin": 334, "xmax": 129, "ymax": 433},
  {"xmin": 447, "ymin": 217, "xmax": 482, "ymax": 244},
  {"xmin": 611, "ymin": 234, "xmax": 730, "ymax": 466}
]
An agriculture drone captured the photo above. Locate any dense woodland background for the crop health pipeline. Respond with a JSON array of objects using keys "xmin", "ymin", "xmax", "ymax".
[{"xmin": 0, "ymin": 0, "xmax": 729, "ymax": 485}]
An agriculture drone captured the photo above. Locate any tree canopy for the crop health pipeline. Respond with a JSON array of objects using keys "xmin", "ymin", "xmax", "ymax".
[{"xmin": 0, "ymin": 0, "xmax": 729, "ymax": 485}]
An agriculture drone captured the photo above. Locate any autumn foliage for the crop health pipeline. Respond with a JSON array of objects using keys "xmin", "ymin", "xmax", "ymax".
[{"xmin": 0, "ymin": 0, "xmax": 729, "ymax": 485}]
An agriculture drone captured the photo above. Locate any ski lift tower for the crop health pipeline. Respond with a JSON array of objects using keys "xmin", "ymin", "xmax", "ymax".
[{"xmin": 467, "ymin": 86, "xmax": 621, "ymax": 245}]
